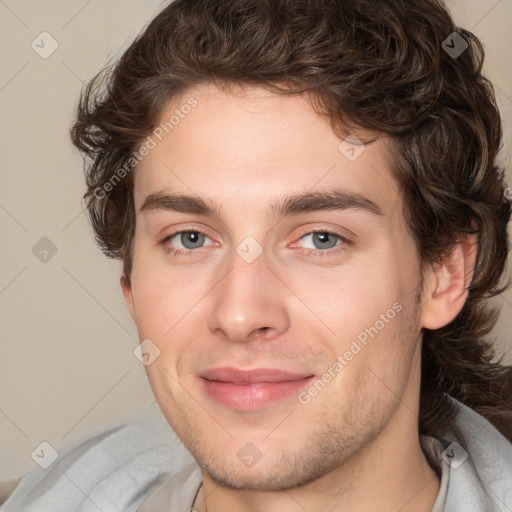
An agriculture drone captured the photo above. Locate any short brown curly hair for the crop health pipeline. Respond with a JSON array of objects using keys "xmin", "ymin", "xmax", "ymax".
[{"xmin": 70, "ymin": 0, "xmax": 512, "ymax": 438}]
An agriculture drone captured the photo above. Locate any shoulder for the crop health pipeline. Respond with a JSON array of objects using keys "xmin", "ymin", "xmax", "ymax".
[
  {"xmin": 2, "ymin": 404, "xmax": 194, "ymax": 512},
  {"xmin": 442, "ymin": 396, "xmax": 512, "ymax": 511}
]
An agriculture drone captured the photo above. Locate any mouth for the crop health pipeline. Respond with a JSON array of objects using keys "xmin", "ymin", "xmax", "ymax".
[{"xmin": 198, "ymin": 367, "xmax": 316, "ymax": 410}]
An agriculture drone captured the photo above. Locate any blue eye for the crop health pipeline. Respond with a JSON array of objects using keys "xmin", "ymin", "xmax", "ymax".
[
  {"xmin": 160, "ymin": 230, "xmax": 214, "ymax": 256},
  {"xmin": 160, "ymin": 228, "xmax": 350, "ymax": 258},
  {"xmin": 292, "ymin": 230, "xmax": 350, "ymax": 259},
  {"xmin": 300, "ymin": 231, "xmax": 342, "ymax": 251},
  {"xmin": 174, "ymin": 231, "xmax": 207, "ymax": 250}
]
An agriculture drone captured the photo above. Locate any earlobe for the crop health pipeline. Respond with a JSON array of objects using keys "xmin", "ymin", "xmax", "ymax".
[
  {"xmin": 121, "ymin": 275, "xmax": 136, "ymax": 322},
  {"xmin": 420, "ymin": 234, "xmax": 478, "ymax": 330}
]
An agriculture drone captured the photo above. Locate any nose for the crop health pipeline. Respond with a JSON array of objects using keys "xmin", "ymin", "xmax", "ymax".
[{"xmin": 207, "ymin": 249, "xmax": 290, "ymax": 344}]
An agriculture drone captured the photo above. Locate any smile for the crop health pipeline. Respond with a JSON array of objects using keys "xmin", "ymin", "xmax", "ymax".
[{"xmin": 198, "ymin": 367, "xmax": 316, "ymax": 410}]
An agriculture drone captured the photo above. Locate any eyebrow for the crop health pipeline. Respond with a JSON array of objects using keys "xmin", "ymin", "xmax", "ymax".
[{"xmin": 140, "ymin": 189, "xmax": 384, "ymax": 218}]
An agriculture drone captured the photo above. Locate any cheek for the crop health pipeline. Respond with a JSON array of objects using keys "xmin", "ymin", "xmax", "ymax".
[
  {"xmin": 293, "ymin": 250, "xmax": 418, "ymax": 381},
  {"xmin": 290, "ymin": 260, "xmax": 405, "ymax": 341},
  {"xmin": 129, "ymin": 259, "xmax": 216, "ymax": 373},
  {"xmin": 130, "ymin": 265, "xmax": 176, "ymax": 340},
  {"xmin": 312, "ymin": 300, "xmax": 418, "ymax": 417},
  {"xmin": 129, "ymin": 248, "xmax": 199, "ymax": 332}
]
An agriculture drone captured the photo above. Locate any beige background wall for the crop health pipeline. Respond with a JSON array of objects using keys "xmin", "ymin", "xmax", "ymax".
[{"xmin": 0, "ymin": 0, "xmax": 511, "ymax": 481}]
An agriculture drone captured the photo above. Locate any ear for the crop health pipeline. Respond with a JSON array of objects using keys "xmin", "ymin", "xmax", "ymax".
[
  {"xmin": 121, "ymin": 274, "xmax": 136, "ymax": 322},
  {"xmin": 420, "ymin": 234, "xmax": 478, "ymax": 330}
]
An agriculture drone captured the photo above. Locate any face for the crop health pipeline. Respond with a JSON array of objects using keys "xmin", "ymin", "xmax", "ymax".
[{"xmin": 123, "ymin": 83, "xmax": 425, "ymax": 491}]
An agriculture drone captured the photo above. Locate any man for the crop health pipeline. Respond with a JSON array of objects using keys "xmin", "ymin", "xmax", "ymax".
[{"xmin": 5, "ymin": 0, "xmax": 512, "ymax": 510}]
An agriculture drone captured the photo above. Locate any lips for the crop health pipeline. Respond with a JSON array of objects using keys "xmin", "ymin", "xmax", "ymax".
[{"xmin": 198, "ymin": 367, "xmax": 315, "ymax": 410}]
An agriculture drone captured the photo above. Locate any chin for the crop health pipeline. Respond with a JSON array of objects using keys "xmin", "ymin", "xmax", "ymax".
[{"xmin": 201, "ymin": 448, "xmax": 344, "ymax": 492}]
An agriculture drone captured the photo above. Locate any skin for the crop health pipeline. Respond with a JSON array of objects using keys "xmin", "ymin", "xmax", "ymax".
[{"xmin": 122, "ymin": 83, "xmax": 477, "ymax": 512}]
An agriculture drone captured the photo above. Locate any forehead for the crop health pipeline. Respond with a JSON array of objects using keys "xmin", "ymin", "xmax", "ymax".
[{"xmin": 132, "ymin": 83, "xmax": 400, "ymax": 218}]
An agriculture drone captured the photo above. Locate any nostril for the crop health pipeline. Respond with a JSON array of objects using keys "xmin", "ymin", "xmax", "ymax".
[{"xmin": 254, "ymin": 327, "xmax": 270, "ymax": 337}]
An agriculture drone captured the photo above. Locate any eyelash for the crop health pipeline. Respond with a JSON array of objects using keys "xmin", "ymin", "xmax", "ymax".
[
  {"xmin": 159, "ymin": 228, "xmax": 351, "ymax": 259},
  {"xmin": 293, "ymin": 229, "xmax": 350, "ymax": 258}
]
